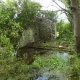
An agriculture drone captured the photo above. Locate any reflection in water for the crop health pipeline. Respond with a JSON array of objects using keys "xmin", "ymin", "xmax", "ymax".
[
  {"xmin": 57, "ymin": 52, "xmax": 69, "ymax": 61},
  {"xmin": 16, "ymin": 47, "xmax": 36, "ymax": 64},
  {"xmin": 35, "ymin": 74, "xmax": 49, "ymax": 80},
  {"xmin": 35, "ymin": 74, "xmax": 63, "ymax": 80},
  {"xmin": 57, "ymin": 52, "xmax": 68, "ymax": 57},
  {"xmin": 34, "ymin": 51, "xmax": 68, "ymax": 80},
  {"xmin": 16, "ymin": 47, "xmax": 69, "ymax": 80},
  {"xmin": 16, "ymin": 47, "xmax": 79, "ymax": 80},
  {"xmin": 16, "ymin": 47, "xmax": 69, "ymax": 65}
]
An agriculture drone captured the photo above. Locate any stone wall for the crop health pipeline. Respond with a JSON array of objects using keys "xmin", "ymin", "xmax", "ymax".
[
  {"xmin": 36, "ymin": 18, "xmax": 56, "ymax": 40},
  {"xmin": 19, "ymin": 28, "xmax": 34, "ymax": 47},
  {"xmin": 18, "ymin": 25, "xmax": 40, "ymax": 47},
  {"xmin": 19, "ymin": 17, "xmax": 56, "ymax": 48}
]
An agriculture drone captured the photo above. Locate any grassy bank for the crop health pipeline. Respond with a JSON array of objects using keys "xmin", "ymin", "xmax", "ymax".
[{"xmin": 0, "ymin": 34, "xmax": 79, "ymax": 80}]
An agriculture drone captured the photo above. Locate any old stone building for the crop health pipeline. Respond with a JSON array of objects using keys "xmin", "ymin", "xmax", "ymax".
[
  {"xmin": 35, "ymin": 17, "xmax": 56, "ymax": 41},
  {"xmin": 19, "ymin": 17, "xmax": 56, "ymax": 47}
]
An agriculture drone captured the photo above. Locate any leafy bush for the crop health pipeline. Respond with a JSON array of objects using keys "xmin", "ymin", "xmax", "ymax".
[
  {"xmin": 57, "ymin": 20, "xmax": 74, "ymax": 45},
  {"xmin": 0, "ymin": 0, "xmax": 41, "ymax": 49},
  {"xmin": 0, "ymin": 0, "xmax": 41, "ymax": 79},
  {"xmin": 68, "ymin": 54, "xmax": 80, "ymax": 79}
]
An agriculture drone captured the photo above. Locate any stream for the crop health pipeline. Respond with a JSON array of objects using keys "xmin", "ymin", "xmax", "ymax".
[
  {"xmin": 34, "ymin": 51, "xmax": 69, "ymax": 80},
  {"xmin": 16, "ymin": 47, "xmax": 79, "ymax": 80}
]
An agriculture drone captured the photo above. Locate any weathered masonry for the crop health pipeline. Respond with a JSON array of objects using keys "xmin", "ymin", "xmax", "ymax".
[{"xmin": 19, "ymin": 17, "xmax": 56, "ymax": 48}]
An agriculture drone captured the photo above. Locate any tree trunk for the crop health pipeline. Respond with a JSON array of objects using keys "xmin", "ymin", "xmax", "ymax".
[{"xmin": 71, "ymin": 0, "xmax": 80, "ymax": 53}]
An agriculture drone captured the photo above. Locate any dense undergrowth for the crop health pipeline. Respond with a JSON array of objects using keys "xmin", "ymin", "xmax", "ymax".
[
  {"xmin": 0, "ymin": 49, "xmax": 80, "ymax": 80},
  {"xmin": 0, "ymin": 0, "xmax": 80, "ymax": 80},
  {"xmin": 0, "ymin": 28, "xmax": 80, "ymax": 80},
  {"xmin": 0, "ymin": 16, "xmax": 80, "ymax": 80},
  {"xmin": 0, "ymin": 20, "xmax": 80, "ymax": 80}
]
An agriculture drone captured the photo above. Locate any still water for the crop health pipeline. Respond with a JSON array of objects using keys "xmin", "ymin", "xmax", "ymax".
[{"xmin": 16, "ymin": 47, "xmax": 79, "ymax": 80}]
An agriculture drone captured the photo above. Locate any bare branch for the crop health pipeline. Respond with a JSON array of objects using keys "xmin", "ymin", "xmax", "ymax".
[{"xmin": 52, "ymin": 0, "xmax": 72, "ymax": 16}]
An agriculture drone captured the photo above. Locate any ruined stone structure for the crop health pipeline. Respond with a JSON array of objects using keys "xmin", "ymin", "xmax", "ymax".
[
  {"xmin": 36, "ymin": 17, "xmax": 56, "ymax": 41},
  {"xmin": 19, "ymin": 17, "xmax": 56, "ymax": 48}
]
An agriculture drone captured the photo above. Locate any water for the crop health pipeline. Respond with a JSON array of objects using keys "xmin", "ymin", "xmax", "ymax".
[
  {"xmin": 16, "ymin": 47, "xmax": 79, "ymax": 80},
  {"xmin": 16, "ymin": 47, "xmax": 69, "ymax": 62},
  {"xmin": 35, "ymin": 73, "xmax": 64, "ymax": 80},
  {"xmin": 35, "ymin": 74, "xmax": 50, "ymax": 80},
  {"xmin": 34, "ymin": 52, "xmax": 68, "ymax": 80}
]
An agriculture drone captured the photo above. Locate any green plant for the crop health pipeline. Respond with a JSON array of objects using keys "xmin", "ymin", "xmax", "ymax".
[
  {"xmin": 0, "ymin": 0, "xmax": 41, "ymax": 48},
  {"xmin": 32, "ymin": 53, "xmax": 67, "ymax": 70},
  {"xmin": 68, "ymin": 54, "xmax": 80, "ymax": 79},
  {"xmin": 57, "ymin": 20, "xmax": 74, "ymax": 45},
  {"xmin": 0, "ymin": 35, "xmax": 10, "ymax": 46},
  {"xmin": 0, "ymin": 1, "xmax": 41, "ymax": 79}
]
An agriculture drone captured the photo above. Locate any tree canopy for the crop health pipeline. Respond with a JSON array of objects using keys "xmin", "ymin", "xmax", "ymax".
[{"xmin": 0, "ymin": 0, "xmax": 41, "ymax": 47}]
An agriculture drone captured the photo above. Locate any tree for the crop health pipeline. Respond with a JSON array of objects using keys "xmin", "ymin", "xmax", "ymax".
[
  {"xmin": 70, "ymin": 0, "xmax": 80, "ymax": 53},
  {"xmin": 52, "ymin": 0, "xmax": 73, "ymax": 27},
  {"xmin": 0, "ymin": 0, "xmax": 41, "ymax": 47},
  {"xmin": 52, "ymin": 0, "xmax": 80, "ymax": 53},
  {"xmin": 15, "ymin": 0, "xmax": 41, "ymax": 27},
  {"xmin": 61, "ymin": 0, "xmax": 80, "ymax": 53}
]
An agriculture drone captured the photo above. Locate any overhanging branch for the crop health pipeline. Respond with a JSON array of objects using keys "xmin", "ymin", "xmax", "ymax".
[{"xmin": 52, "ymin": 0, "xmax": 72, "ymax": 16}]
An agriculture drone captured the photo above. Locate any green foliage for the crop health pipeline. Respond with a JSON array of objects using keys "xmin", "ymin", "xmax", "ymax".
[
  {"xmin": 0, "ymin": 0, "xmax": 41, "ymax": 48},
  {"xmin": 68, "ymin": 54, "xmax": 80, "ymax": 79},
  {"xmin": 32, "ymin": 53, "xmax": 67, "ymax": 69},
  {"xmin": 0, "ymin": 1, "xmax": 20, "ymax": 46},
  {"xmin": 59, "ymin": 0, "xmax": 71, "ymax": 6},
  {"xmin": 32, "ymin": 52, "xmax": 80, "ymax": 79},
  {"xmin": 15, "ymin": 0, "xmax": 41, "ymax": 27},
  {"xmin": 0, "ymin": 57, "xmax": 31, "ymax": 80},
  {"xmin": 0, "ymin": 48, "xmax": 80, "ymax": 80},
  {"xmin": 0, "ymin": 35, "xmax": 10, "ymax": 46},
  {"xmin": 0, "ymin": 0, "xmax": 80, "ymax": 80},
  {"xmin": 0, "ymin": 1, "xmax": 41, "ymax": 79},
  {"xmin": 0, "ymin": 0, "xmax": 41, "ymax": 79},
  {"xmin": 57, "ymin": 20, "xmax": 74, "ymax": 45},
  {"xmin": 41, "ymin": 10, "xmax": 57, "ymax": 20}
]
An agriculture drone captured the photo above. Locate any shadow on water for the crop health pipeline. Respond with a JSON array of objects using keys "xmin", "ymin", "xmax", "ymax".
[
  {"xmin": 15, "ymin": 46, "xmax": 79, "ymax": 80},
  {"xmin": 16, "ymin": 46, "xmax": 68, "ymax": 63}
]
